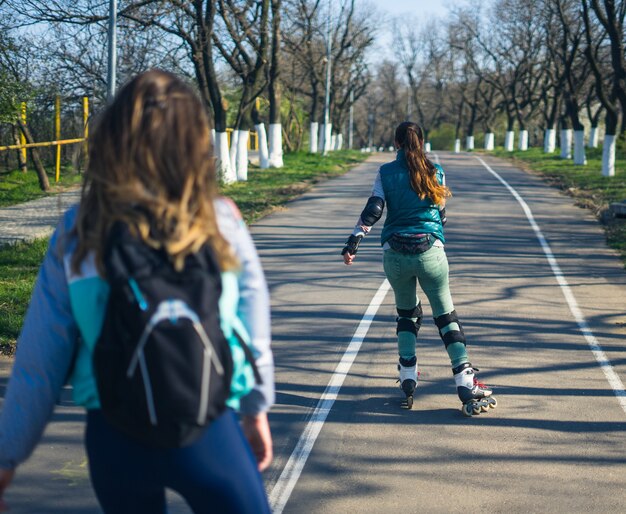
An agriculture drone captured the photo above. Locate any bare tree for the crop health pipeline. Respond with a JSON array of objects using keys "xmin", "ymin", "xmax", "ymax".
[
  {"xmin": 394, "ymin": 18, "xmax": 451, "ymax": 144},
  {"xmin": 548, "ymin": 0, "xmax": 591, "ymax": 164},
  {"xmin": 268, "ymin": 0, "xmax": 284, "ymax": 167},
  {"xmin": 283, "ymin": 0, "xmax": 374, "ymax": 152},
  {"xmin": 587, "ymin": 0, "xmax": 626, "ymax": 134},
  {"xmin": 581, "ymin": 0, "xmax": 623, "ymax": 175}
]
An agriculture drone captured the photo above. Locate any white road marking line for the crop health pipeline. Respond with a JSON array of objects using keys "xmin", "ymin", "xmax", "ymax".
[
  {"xmin": 475, "ymin": 156, "xmax": 626, "ymax": 415},
  {"xmin": 268, "ymin": 279, "xmax": 391, "ymax": 514}
]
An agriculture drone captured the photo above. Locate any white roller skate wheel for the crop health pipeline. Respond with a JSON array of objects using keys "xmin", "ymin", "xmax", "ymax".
[
  {"xmin": 488, "ymin": 397, "xmax": 497, "ymax": 409},
  {"xmin": 462, "ymin": 403, "xmax": 474, "ymax": 417}
]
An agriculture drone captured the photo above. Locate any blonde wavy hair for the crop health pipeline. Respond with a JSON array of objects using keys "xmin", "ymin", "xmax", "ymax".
[
  {"xmin": 395, "ymin": 122, "xmax": 451, "ymax": 206},
  {"xmin": 72, "ymin": 69, "xmax": 237, "ymax": 275}
]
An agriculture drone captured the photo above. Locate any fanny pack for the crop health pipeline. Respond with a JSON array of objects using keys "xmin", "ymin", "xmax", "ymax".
[{"xmin": 388, "ymin": 233, "xmax": 435, "ymax": 254}]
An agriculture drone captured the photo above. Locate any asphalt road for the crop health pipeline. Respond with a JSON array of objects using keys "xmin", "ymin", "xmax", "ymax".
[
  {"xmin": 257, "ymin": 151, "xmax": 626, "ymax": 513},
  {"xmin": 2, "ymin": 151, "xmax": 626, "ymax": 513}
]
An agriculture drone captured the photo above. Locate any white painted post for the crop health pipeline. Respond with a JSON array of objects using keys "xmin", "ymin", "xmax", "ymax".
[
  {"xmin": 229, "ymin": 130, "xmax": 239, "ymax": 178},
  {"xmin": 588, "ymin": 127, "xmax": 599, "ymax": 148},
  {"xmin": 560, "ymin": 129, "xmax": 572, "ymax": 159},
  {"xmin": 454, "ymin": 139, "xmax": 461, "ymax": 153},
  {"xmin": 255, "ymin": 123, "xmax": 270, "ymax": 169},
  {"xmin": 236, "ymin": 130, "xmax": 250, "ymax": 181},
  {"xmin": 309, "ymin": 122, "xmax": 319, "ymax": 153},
  {"xmin": 324, "ymin": 123, "xmax": 333, "ymax": 153},
  {"xmin": 505, "ymin": 131, "xmax": 515, "ymax": 151},
  {"xmin": 318, "ymin": 123, "xmax": 325, "ymax": 153},
  {"xmin": 466, "ymin": 135, "xmax": 475, "ymax": 151},
  {"xmin": 518, "ymin": 130, "xmax": 528, "ymax": 151},
  {"xmin": 573, "ymin": 130, "xmax": 586, "ymax": 165},
  {"xmin": 484, "ymin": 132, "xmax": 494, "ymax": 151},
  {"xmin": 602, "ymin": 134, "xmax": 616, "ymax": 177},
  {"xmin": 268, "ymin": 123, "xmax": 284, "ymax": 168},
  {"xmin": 216, "ymin": 132, "xmax": 236, "ymax": 184},
  {"xmin": 544, "ymin": 129, "xmax": 556, "ymax": 153},
  {"xmin": 334, "ymin": 133, "xmax": 343, "ymax": 150}
]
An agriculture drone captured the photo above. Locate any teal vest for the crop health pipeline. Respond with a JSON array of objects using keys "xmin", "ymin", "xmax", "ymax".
[{"xmin": 380, "ymin": 150, "xmax": 445, "ymax": 245}]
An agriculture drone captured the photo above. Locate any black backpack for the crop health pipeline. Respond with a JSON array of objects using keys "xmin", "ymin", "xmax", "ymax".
[{"xmin": 94, "ymin": 223, "xmax": 236, "ymax": 448}]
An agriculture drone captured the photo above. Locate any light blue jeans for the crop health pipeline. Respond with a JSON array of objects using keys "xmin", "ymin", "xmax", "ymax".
[
  {"xmin": 383, "ymin": 245, "xmax": 454, "ymax": 316},
  {"xmin": 383, "ymin": 245, "xmax": 467, "ymax": 366}
]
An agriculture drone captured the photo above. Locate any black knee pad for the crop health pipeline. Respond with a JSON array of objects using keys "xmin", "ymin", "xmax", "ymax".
[
  {"xmin": 434, "ymin": 310, "xmax": 466, "ymax": 348},
  {"xmin": 396, "ymin": 304, "xmax": 423, "ymax": 335}
]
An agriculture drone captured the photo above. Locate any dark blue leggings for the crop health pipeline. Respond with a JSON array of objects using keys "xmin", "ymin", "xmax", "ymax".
[{"xmin": 85, "ymin": 409, "xmax": 271, "ymax": 514}]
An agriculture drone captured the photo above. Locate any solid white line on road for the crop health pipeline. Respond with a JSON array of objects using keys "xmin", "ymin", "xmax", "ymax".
[
  {"xmin": 475, "ymin": 156, "xmax": 626, "ymax": 415},
  {"xmin": 268, "ymin": 279, "xmax": 392, "ymax": 514}
]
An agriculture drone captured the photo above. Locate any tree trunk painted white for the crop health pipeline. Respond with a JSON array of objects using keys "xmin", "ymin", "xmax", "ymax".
[
  {"xmin": 602, "ymin": 134, "xmax": 616, "ymax": 177},
  {"xmin": 588, "ymin": 127, "xmax": 599, "ymax": 148},
  {"xmin": 229, "ymin": 130, "xmax": 239, "ymax": 178},
  {"xmin": 317, "ymin": 124, "xmax": 324, "ymax": 152},
  {"xmin": 323, "ymin": 123, "xmax": 332, "ymax": 153},
  {"xmin": 255, "ymin": 123, "xmax": 270, "ymax": 169},
  {"xmin": 330, "ymin": 134, "xmax": 336, "ymax": 151},
  {"xmin": 518, "ymin": 130, "xmax": 528, "ymax": 151},
  {"xmin": 334, "ymin": 133, "xmax": 343, "ymax": 150},
  {"xmin": 484, "ymin": 132, "xmax": 494, "ymax": 150},
  {"xmin": 560, "ymin": 129, "xmax": 572, "ymax": 159},
  {"xmin": 268, "ymin": 123, "xmax": 283, "ymax": 168},
  {"xmin": 544, "ymin": 129, "xmax": 556, "ymax": 153},
  {"xmin": 504, "ymin": 131, "xmax": 514, "ymax": 151},
  {"xmin": 215, "ymin": 132, "xmax": 236, "ymax": 184},
  {"xmin": 309, "ymin": 122, "xmax": 319, "ymax": 153},
  {"xmin": 454, "ymin": 139, "xmax": 461, "ymax": 153},
  {"xmin": 424, "ymin": 142, "xmax": 431, "ymax": 152},
  {"xmin": 210, "ymin": 129, "xmax": 216, "ymax": 151},
  {"xmin": 236, "ymin": 130, "xmax": 250, "ymax": 181},
  {"xmin": 466, "ymin": 135, "xmax": 474, "ymax": 151},
  {"xmin": 573, "ymin": 130, "xmax": 586, "ymax": 165}
]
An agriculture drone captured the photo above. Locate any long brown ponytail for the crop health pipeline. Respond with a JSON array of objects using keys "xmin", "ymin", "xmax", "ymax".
[{"xmin": 395, "ymin": 122, "xmax": 450, "ymax": 205}]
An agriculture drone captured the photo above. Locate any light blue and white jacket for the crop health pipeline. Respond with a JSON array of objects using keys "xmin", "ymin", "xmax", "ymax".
[{"xmin": 0, "ymin": 197, "xmax": 274, "ymax": 469}]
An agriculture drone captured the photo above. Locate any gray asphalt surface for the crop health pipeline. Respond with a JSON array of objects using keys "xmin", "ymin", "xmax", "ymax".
[
  {"xmin": 1, "ymin": 151, "xmax": 626, "ymax": 513},
  {"xmin": 257, "ymin": 151, "xmax": 626, "ymax": 513},
  {"xmin": 0, "ymin": 189, "xmax": 81, "ymax": 245}
]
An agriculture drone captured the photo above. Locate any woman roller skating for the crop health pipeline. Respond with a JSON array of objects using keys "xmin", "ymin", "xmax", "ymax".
[{"xmin": 341, "ymin": 121, "xmax": 496, "ymax": 417}]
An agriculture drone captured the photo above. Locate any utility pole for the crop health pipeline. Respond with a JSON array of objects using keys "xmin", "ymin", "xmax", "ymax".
[
  {"xmin": 348, "ymin": 88, "xmax": 354, "ymax": 150},
  {"xmin": 322, "ymin": 0, "xmax": 332, "ymax": 155},
  {"xmin": 107, "ymin": 0, "xmax": 117, "ymax": 103}
]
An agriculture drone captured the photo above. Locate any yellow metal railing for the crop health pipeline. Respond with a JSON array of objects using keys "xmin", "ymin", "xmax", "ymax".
[
  {"xmin": 0, "ymin": 96, "xmax": 89, "ymax": 182},
  {"xmin": 2, "ymin": 97, "xmax": 263, "ymax": 184}
]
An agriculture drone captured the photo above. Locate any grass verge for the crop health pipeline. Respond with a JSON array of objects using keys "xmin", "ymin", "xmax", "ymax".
[
  {"xmin": 489, "ymin": 146, "xmax": 626, "ymax": 266},
  {"xmin": 0, "ymin": 150, "xmax": 369, "ymax": 355},
  {"xmin": 221, "ymin": 150, "xmax": 368, "ymax": 223},
  {"xmin": 0, "ymin": 167, "xmax": 83, "ymax": 207},
  {"xmin": 0, "ymin": 239, "xmax": 49, "ymax": 354}
]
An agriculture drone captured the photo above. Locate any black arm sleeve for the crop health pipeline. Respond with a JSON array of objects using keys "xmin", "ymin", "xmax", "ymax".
[{"xmin": 360, "ymin": 196, "xmax": 385, "ymax": 226}]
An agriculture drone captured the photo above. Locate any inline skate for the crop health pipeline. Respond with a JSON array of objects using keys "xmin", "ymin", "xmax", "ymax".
[
  {"xmin": 398, "ymin": 357, "xmax": 418, "ymax": 409},
  {"xmin": 453, "ymin": 362, "xmax": 497, "ymax": 416}
]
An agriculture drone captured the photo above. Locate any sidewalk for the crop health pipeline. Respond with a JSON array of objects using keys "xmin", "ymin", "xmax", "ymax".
[{"xmin": 0, "ymin": 189, "xmax": 81, "ymax": 246}]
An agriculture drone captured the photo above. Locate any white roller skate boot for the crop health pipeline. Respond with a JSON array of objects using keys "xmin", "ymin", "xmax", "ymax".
[
  {"xmin": 453, "ymin": 362, "xmax": 497, "ymax": 416},
  {"xmin": 398, "ymin": 357, "xmax": 418, "ymax": 409}
]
